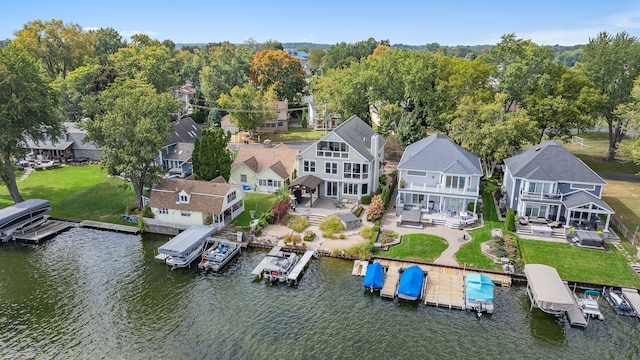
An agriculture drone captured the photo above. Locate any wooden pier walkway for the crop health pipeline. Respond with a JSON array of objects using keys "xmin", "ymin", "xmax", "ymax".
[
  {"xmin": 287, "ymin": 250, "xmax": 315, "ymax": 283},
  {"xmin": 563, "ymin": 283, "xmax": 588, "ymax": 327},
  {"xmin": 622, "ymin": 288, "xmax": 640, "ymax": 318},
  {"xmin": 80, "ymin": 220, "xmax": 139, "ymax": 234},
  {"xmin": 373, "ymin": 258, "xmax": 512, "ymax": 309},
  {"xmin": 380, "ymin": 266, "xmax": 401, "ymax": 298},
  {"xmin": 13, "ymin": 220, "xmax": 75, "ymax": 244},
  {"xmin": 251, "ymin": 246, "xmax": 282, "ymax": 276}
]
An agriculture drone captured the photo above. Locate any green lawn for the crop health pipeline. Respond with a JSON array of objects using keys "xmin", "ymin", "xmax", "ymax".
[
  {"xmin": 455, "ymin": 180, "xmax": 504, "ymax": 270},
  {"xmin": 602, "ymin": 180, "xmax": 640, "ymax": 244},
  {"xmin": 520, "ymin": 239, "xmax": 640, "ymax": 288},
  {"xmin": 260, "ymin": 127, "xmax": 327, "ymax": 143},
  {"xmin": 564, "ymin": 131, "xmax": 640, "ymax": 175},
  {"xmin": 376, "ymin": 233, "xmax": 448, "ymax": 263},
  {"xmin": 0, "ymin": 165, "xmax": 135, "ymax": 223},
  {"xmin": 234, "ymin": 192, "xmax": 278, "ymax": 227}
]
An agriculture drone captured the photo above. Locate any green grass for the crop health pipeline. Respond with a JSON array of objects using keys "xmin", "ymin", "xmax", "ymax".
[
  {"xmin": 520, "ymin": 239, "xmax": 640, "ymax": 288},
  {"xmin": 564, "ymin": 131, "xmax": 640, "ymax": 175},
  {"xmin": 261, "ymin": 127, "xmax": 327, "ymax": 142},
  {"xmin": 0, "ymin": 165, "xmax": 135, "ymax": 223},
  {"xmin": 234, "ymin": 192, "xmax": 277, "ymax": 227},
  {"xmin": 376, "ymin": 233, "xmax": 448, "ymax": 263},
  {"xmin": 602, "ymin": 180, "xmax": 640, "ymax": 243},
  {"xmin": 455, "ymin": 180, "xmax": 503, "ymax": 270}
]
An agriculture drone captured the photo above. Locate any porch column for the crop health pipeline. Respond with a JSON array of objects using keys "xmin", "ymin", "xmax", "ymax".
[
  {"xmin": 473, "ymin": 198, "xmax": 477, "ymax": 214},
  {"xmin": 604, "ymin": 214, "xmax": 611, "ymax": 232}
]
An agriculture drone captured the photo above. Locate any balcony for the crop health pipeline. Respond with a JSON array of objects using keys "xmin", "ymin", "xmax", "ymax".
[
  {"xmin": 402, "ymin": 182, "xmax": 477, "ymax": 196},
  {"xmin": 519, "ymin": 190, "xmax": 563, "ymax": 202}
]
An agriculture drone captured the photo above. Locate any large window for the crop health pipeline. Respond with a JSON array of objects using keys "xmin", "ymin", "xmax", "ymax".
[
  {"xmin": 528, "ymin": 182, "xmax": 551, "ymax": 195},
  {"xmin": 525, "ymin": 204, "xmax": 548, "ymax": 218},
  {"xmin": 343, "ymin": 183, "xmax": 358, "ymax": 195},
  {"xmin": 343, "ymin": 163, "xmax": 369, "ymax": 179},
  {"xmin": 444, "ymin": 175, "xmax": 466, "ymax": 190},
  {"xmin": 303, "ymin": 160, "xmax": 316, "ymax": 173},
  {"xmin": 227, "ymin": 191, "xmax": 236, "ymax": 203},
  {"xmin": 317, "ymin": 141, "xmax": 349, "ymax": 159},
  {"xmin": 325, "ymin": 161, "xmax": 338, "ymax": 175}
]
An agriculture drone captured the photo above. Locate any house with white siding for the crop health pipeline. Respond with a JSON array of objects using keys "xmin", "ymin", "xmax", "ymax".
[{"xmin": 229, "ymin": 143, "xmax": 298, "ymax": 193}]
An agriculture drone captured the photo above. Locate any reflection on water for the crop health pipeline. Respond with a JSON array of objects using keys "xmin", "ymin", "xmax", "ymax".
[{"xmin": 0, "ymin": 228, "xmax": 639, "ymax": 359}]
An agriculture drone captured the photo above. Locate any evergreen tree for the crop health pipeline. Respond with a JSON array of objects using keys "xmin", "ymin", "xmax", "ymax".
[
  {"xmin": 207, "ymin": 108, "xmax": 221, "ymax": 128},
  {"xmin": 395, "ymin": 113, "xmax": 427, "ymax": 145},
  {"xmin": 193, "ymin": 129, "xmax": 232, "ymax": 181}
]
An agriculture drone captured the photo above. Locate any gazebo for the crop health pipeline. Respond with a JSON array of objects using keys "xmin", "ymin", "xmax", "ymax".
[{"xmin": 289, "ymin": 175, "xmax": 323, "ymax": 207}]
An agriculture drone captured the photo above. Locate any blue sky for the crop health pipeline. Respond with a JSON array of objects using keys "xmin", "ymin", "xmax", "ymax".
[{"xmin": 3, "ymin": 0, "xmax": 640, "ymax": 46}]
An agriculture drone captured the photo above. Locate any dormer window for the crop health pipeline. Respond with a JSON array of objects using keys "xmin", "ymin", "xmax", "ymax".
[{"xmin": 177, "ymin": 191, "xmax": 190, "ymax": 204}]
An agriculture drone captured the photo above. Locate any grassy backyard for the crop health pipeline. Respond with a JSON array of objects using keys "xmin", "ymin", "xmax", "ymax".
[
  {"xmin": 0, "ymin": 165, "xmax": 135, "ymax": 223},
  {"xmin": 520, "ymin": 239, "xmax": 640, "ymax": 288},
  {"xmin": 602, "ymin": 180, "xmax": 640, "ymax": 242},
  {"xmin": 259, "ymin": 127, "xmax": 327, "ymax": 143},
  {"xmin": 233, "ymin": 192, "xmax": 278, "ymax": 227},
  {"xmin": 564, "ymin": 131, "xmax": 640, "ymax": 175},
  {"xmin": 377, "ymin": 233, "xmax": 448, "ymax": 263}
]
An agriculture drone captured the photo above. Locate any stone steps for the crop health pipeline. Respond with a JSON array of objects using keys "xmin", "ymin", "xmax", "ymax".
[
  {"xmin": 629, "ymin": 262, "xmax": 640, "ymax": 276},
  {"xmin": 306, "ymin": 214, "xmax": 327, "ymax": 226}
]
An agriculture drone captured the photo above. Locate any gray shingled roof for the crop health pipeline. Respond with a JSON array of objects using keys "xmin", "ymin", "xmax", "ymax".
[
  {"xmin": 167, "ymin": 117, "xmax": 202, "ymax": 145},
  {"xmin": 504, "ymin": 140, "xmax": 605, "ymax": 184},
  {"xmin": 332, "ymin": 115, "xmax": 385, "ymax": 162},
  {"xmin": 562, "ymin": 191, "xmax": 613, "ymax": 213},
  {"xmin": 397, "ymin": 133, "xmax": 482, "ymax": 175},
  {"xmin": 165, "ymin": 142, "xmax": 194, "ymax": 162}
]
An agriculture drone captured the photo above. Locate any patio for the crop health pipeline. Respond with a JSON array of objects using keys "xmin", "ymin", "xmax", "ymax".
[{"xmin": 397, "ymin": 205, "xmax": 479, "ymax": 230}]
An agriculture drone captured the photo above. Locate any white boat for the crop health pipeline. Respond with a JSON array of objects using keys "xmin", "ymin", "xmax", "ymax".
[
  {"xmin": 0, "ymin": 199, "xmax": 51, "ymax": 241},
  {"xmin": 198, "ymin": 241, "xmax": 241, "ymax": 272},
  {"xmin": 576, "ymin": 289, "xmax": 604, "ymax": 320},
  {"xmin": 156, "ymin": 226, "xmax": 216, "ymax": 270},
  {"xmin": 262, "ymin": 248, "xmax": 298, "ymax": 283}
]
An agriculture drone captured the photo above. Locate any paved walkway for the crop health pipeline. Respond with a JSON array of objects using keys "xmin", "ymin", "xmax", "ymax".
[{"xmin": 18, "ymin": 168, "xmax": 33, "ymax": 182}]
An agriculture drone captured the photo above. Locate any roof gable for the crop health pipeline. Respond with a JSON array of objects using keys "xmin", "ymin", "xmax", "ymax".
[
  {"xmin": 398, "ymin": 133, "xmax": 482, "ymax": 175},
  {"xmin": 232, "ymin": 143, "xmax": 298, "ymax": 177},
  {"xmin": 504, "ymin": 140, "xmax": 605, "ymax": 184},
  {"xmin": 148, "ymin": 178, "xmax": 240, "ymax": 214},
  {"xmin": 166, "ymin": 117, "xmax": 202, "ymax": 145}
]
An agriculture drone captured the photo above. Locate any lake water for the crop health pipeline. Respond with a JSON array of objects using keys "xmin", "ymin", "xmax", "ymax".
[{"xmin": 1, "ymin": 228, "xmax": 639, "ymax": 359}]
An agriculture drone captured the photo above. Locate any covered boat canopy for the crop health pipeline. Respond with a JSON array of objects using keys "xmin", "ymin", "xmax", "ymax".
[
  {"xmin": 363, "ymin": 262, "xmax": 383, "ymax": 290},
  {"xmin": 0, "ymin": 199, "xmax": 51, "ymax": 230},
  {"xmin": 397, "ymin": 265, "xmax": 424, "ymax": 300},
  {"xmin": 524, "ymin": 264, "xmax": 574, "ymax": 312},
  {"xmin": 158, "ymin": 225, "xmax": 215, "ymax": 256},
  {"xmin": 465, "ymin": 274, "xmax": 494, "ymax": 302}
]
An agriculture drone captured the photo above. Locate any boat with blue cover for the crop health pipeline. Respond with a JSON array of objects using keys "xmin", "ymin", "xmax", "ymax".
[
  {"xmin": 397, "ymin": 265, "xmax": 425, "ymax": 301},
  {"xmin": 465, "ymin": 273, "xmax": 495, "ymax": 314},
  {"xmin": 363, "ymin": 262, "xmax": 383, "ymax": 292},
  {"xmin": 604, "ymin": 287, "xmax": 636, "ymax": 317}
]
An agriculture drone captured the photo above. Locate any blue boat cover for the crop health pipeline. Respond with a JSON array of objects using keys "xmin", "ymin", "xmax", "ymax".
[
  {"xmin": 397, "ymin": 265, "xmax": 424, "ymax": 299},
  {"xmin": 465, "ymin": 274, "xmax": 494, "ymax": 302},
  {"xmin": 363, "ymin": 262, "xmax": 383, "ymax": 290}
]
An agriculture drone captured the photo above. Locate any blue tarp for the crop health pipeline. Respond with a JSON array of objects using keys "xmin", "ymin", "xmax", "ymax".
[
  {"xmin": 397, "ymin": 265, "xmax": 424, "ymax": 300},
  {"xmin": 363, "ymin": 262, "xmax": 383, "ymax": 290},
  {"xmin": 465, "ymin": 274, "xmax": 494, "ymax": 302}
]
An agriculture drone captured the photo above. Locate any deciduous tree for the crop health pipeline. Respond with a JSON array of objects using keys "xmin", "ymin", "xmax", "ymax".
[
  {"xmin": 82, "ymin": 79, "xmax": 180, "ymax": 209},
  {"xmin": 250, "ymin": 50, "xmax": 306, "ymax": 102},
  {"xmin": 200, "ymin": 45, "xmax": 252, "ymax": 106},
  {"xmin": 218, "ymin": 83, "xmax": 277, "ymax": 134},
  {"xmin": 577, "ymin": 31, "xmax": 640, "ymax": 160},
  {"xmin": 0, "ymin": 44, "xmax": 61, "ymax": 203},
  {"xmin": 91, "ymin": 27, "xmax": 126, "ymax": 64},
  {"xmin": 108, "ymin": 42, "xmax": 178, "ymax": 93}
]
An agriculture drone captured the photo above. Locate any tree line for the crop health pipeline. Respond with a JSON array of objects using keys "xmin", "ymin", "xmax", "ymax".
[{"xmin": 2, "ymin": 18, "xmax": 640, "ymax": 208}]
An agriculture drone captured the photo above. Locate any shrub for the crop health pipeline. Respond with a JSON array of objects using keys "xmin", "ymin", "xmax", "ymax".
[
  {"xmin": 140, "ymin": 205, "xmax": 154, "ymax": 219},
  {"xmin": 263, "ymin": 209, "xmax": 275, "ymax": 224},
  {"xmin": 285, "ymin": 215, "xmax": 309, "ymax": 232},
  {"xmin": 379, "ymin": 174, "xmax": 387, "ymax": 186},
  {"xmin": 319, "ymin": 215, "xmax": 345, "ymax": 232},
  {"xmin": 366, "ymin": 195, "xmax": 385, "ymax": 222},
  {"xmin": 354, "ymin": 206, "xmax": 364, "ymax": 217},
  {"xmin": 271, "ymin": 199, "xmax": 290, "ymax": 222},
  {"xmin": 379, "ymin": 230, "xmax": 398, "ymax": 244},
  {"xmin": 254, "ymin": 225, "xmax": 262, "ymax": 236},
  {"xmin": 360, "ymin": 195, "xmax": 372, "ymax": 205},
  {"xmin": 322, "ymin": 230, "xmax": 336, "ymax": 239},
  {"xmin": 303, "ymin": 230, "xmax": 316, "ymax": 241},
  {"xmin": 283, "ymin": 233, "xmax": 302, "ymax": 245},
  {"xmin": 339, "ymin": 233, "xmax": 345, "ymax": 239},
  {"xmin": 505, "ymin": 208, "xmax": 516, "ymax": 232},
  {"xmin": 342, "ymin": 242, "xmax": 373, "ymax": 260},
  {"xmin": 359, "ymin": 226, "xmax": 374, "ymax": 239}
]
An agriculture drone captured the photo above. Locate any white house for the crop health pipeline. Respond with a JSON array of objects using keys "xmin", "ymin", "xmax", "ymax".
[
  {"xmin": 229, "ymin": 143, "xmax": 299, "ymax": 193},
  {"xmin": 295, "ymin": 115, "xmax": 385, "ymax": 201}
]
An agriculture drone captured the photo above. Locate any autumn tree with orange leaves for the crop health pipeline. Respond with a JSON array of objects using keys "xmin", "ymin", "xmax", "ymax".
[{"xmin": 250, "ymin": 50, "xmax": 306, "ymax": 102}]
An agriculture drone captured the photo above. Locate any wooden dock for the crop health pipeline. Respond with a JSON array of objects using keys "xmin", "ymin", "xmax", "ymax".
[
  {"xmin": 13, "ymin": 220, "xmax": 75, "ymax": 244},
  {"xmin": 80, "ymin": 220, "xmax": 139, "ymax": 234},
  {"xmin": 564, "ymin": 283, "xmax": 588, "ymax": 327},
  {"xmin": 287, "ymin": 250, "xmax": 315, "ymax": 283},
  {"xmin": 373, "ymin": 258, "xmax": 512, "ymax": 309},
  {"xmin": 622, "ymin": 288, "xmax": 640, "ymax": 318},
  {"xmin": 380, "ymin": 266, "xmax": 401, "ymax": 298}
]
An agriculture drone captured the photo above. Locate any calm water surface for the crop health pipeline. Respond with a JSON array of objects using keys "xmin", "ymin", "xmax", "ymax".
[{"xmin": 1, "ymin": 228, "xmax": 639, "ymax": 359}]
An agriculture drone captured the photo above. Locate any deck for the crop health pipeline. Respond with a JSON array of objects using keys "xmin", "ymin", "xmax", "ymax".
[
  {"xmin": 622, "ymin": 288, "xmax": 640, "ymax": 318},
  {"xmin": 563, "ymin": 283, "xmax": 588, "ymax": 327},
  {"xmin": 374, "ymin": 258, "xmax": 512, "ymax": 309},
  {"xmin": 13, "ymin": 220, "xmax": 75, "ymax": 243},
  {"xmin": 287, "ymin": 250, "xmax": 315, "ymax": 283},
  {"xmin": 80, "ymin": 220, "xmax": 139, "ymax": 234},
  {"xmin": 380, "ymin": 266, "xmax": 401, "ymax": 298}
]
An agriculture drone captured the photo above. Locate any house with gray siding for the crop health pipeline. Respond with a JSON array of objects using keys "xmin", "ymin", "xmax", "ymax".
[
  {"xmin": 503, "ymin": 140, "xmax": 614, "ymax": 238},
  {"xmin": 396, "ymin": 133, "xmax": 483, "ymax": 228}
]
